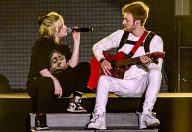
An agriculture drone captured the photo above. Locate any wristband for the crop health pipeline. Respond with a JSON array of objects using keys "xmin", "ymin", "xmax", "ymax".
[{"xmin": 99, "ymin": 58, "xmax": 105, "ymax": 63}]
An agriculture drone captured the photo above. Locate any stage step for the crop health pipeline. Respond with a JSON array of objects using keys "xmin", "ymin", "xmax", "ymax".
[
  {"xmin": 30, "ymin": 113, "xmax": 158, "ymax": 132},
  {"xmin": 30, "ymin": 130, "xmax": 158, "ymax": 132}
]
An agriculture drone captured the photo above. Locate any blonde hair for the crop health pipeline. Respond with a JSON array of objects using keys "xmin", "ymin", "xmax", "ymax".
[
  {"xmin": 122, "ymin": 1, "xmax": 149, "ymax": 25},
  {"xmin": 38, "ymin": 12, "xmax": 63, "ymax": 39}
]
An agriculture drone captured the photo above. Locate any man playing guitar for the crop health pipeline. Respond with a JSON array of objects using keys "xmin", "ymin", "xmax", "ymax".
[{"xmin": 87, "ymin": 1, "xmax": 164, "ymax": 130}]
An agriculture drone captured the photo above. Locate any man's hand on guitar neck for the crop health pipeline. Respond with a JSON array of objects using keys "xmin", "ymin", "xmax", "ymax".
[
  {"xmin": 100, "ymin": 59, "xmax": 112, "ymax": 76},
  {"xmin": 140, "ymin": 55, "xmax": 153, "ymax": 66}
]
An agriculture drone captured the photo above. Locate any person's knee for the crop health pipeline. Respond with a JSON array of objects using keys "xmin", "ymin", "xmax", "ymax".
[
  {"xmin": 38, "ymin": 77, "xmax": 54, "ymax": 90},
  {"xmin": 148, "ymin": 69, "xmax": 162, "ymax": 80},
  {"xmin": 40, "ymin": 77, "xmax": 53, "ymax": 83},
  {"xmin": 96, "ymin": 76, "xmax": 111, "ymax": 96},
  {"xmin": 98, "ymin": 75, "xmax": 111, "ymax": 91},
  {"xmin": 98, "ymin": 75, "xmax": 109, "ymax": 82}
]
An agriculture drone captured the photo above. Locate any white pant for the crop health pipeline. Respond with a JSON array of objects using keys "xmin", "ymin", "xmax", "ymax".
[{"xmin": 94, "ymin": 69, "xmax": 162, "ymax": 114}]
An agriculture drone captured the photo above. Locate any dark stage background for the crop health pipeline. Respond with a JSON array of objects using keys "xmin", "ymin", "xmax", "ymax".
[{"xmin": 0, "ymin": 0, "xmax": 192, "ymax": 92}]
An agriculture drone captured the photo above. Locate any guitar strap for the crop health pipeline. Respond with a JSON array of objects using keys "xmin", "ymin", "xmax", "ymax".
[
  {"xmin": 143, "ymin": 31, "xmax": 155, "ymax": 53},
  {"xmin": 126, "ymin": 31, "xmax": 148, "ymax": 58},
  {"xmin": 117, "ymin": 31, "xmax": 152, "ymax": 58},
  {"xmin": 117, "ymin": 31, "xmax": 130, "ymax": 51}
]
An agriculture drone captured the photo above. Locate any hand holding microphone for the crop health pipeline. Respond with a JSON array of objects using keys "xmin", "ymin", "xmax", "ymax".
[{"xmin": 67, "ymin": 27, "xmax": 93, "ymax": 33}]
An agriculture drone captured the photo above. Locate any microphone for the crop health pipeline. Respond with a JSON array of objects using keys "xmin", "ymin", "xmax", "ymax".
[{"xmin": 67, "ymin": 27, "xmax": 93, "ymax": 33}]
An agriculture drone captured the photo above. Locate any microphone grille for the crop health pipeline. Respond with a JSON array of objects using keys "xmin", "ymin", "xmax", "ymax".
[
  {"xmin": 67, "ymin": 28, "xmax": 72, "ymax": 33},
  {"xmin": 90, "ymin": 27, "xmax": 94, "ymax": 31}
]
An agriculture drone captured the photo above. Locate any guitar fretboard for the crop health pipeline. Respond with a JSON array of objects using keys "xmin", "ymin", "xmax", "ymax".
[{"xmin": 115, "ymin": 53, "xmax": 163, "ymax": 67}]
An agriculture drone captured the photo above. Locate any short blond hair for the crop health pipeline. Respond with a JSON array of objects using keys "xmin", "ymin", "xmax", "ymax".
[
  {"xmin": 38, "ymin": 12, "xmax": 63, "ymax": 39},
  {"xmin": 122, "ymin": 1, "xmax": 149, "ymax": 25}
]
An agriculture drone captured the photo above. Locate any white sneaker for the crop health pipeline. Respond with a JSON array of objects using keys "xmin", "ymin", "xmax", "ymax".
[
  {"xmin": 67, "ymin": 96, "xmax": 87, "ymax": 113},
  {"xmin": 87, "ymin": 112, "xmax": 106, "ymax": 129},
  {"xmin": 136, "ymin": 112, "xmax": 160, "ymax": 129}
]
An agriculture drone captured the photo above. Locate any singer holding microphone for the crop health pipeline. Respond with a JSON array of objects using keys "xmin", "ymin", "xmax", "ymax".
[{"xmin": 26, "ymin": 11, "xmax": 90, "ymax": 130}]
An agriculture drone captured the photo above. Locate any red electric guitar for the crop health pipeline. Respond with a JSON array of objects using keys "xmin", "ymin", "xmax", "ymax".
[{"xmin": 87, "ymin": 51, "xmax": 165, "ymax": 89}]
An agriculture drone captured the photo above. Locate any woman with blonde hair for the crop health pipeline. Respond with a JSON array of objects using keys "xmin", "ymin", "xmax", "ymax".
[{"xmin": 27, "ymin": 12, "xmax": 90, "ymax": 130}]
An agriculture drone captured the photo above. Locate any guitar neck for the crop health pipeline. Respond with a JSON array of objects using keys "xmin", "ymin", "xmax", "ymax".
[
  {"xmin": 111, "ymin": 52, "xmax": 164, "ymax": 68},
  {"xmin": 115, "ymin": 53, "xmax": 156, "ymax": 67}
]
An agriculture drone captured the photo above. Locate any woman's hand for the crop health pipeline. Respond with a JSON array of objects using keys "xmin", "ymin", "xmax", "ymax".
[
  {"xmin": 39, "ymin": 69, "xmax": 63, "ymax": 98},
  {"xmin": 72, "ymin": 29, "xmax": 80, "ymax": 47},
  {"xmin": 53, "ymin": 79, "xmax": 63, "ymax": 98}
]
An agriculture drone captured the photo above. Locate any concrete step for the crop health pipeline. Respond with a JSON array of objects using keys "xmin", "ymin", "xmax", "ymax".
[
  {"xmin": 30, "ymin": 129, "xmax": 158, "ymax": 132},
  {"xmin": 30, "ymin": 113, "xmax": 158, "ymax": 132}
]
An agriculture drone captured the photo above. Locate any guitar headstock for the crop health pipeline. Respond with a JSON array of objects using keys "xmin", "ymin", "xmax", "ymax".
[{"xmin": 149, "ymin": 52, "xmax": 165, "ymax": 59}]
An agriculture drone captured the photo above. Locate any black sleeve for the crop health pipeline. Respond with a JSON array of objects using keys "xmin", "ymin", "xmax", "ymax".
[{"xmin": 30, "ymin": 38, "xmax": 52, "ymax": 76}]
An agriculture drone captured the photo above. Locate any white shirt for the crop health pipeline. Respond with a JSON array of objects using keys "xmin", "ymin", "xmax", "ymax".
[{"xmin": 93, "ymin": 30, "xmax": 164, "ymax": 79}]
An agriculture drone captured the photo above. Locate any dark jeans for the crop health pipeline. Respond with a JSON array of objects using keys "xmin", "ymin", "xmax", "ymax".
[{"xmin": 26, "ymin": 62, "xmax": 90, "ymax": 113}]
